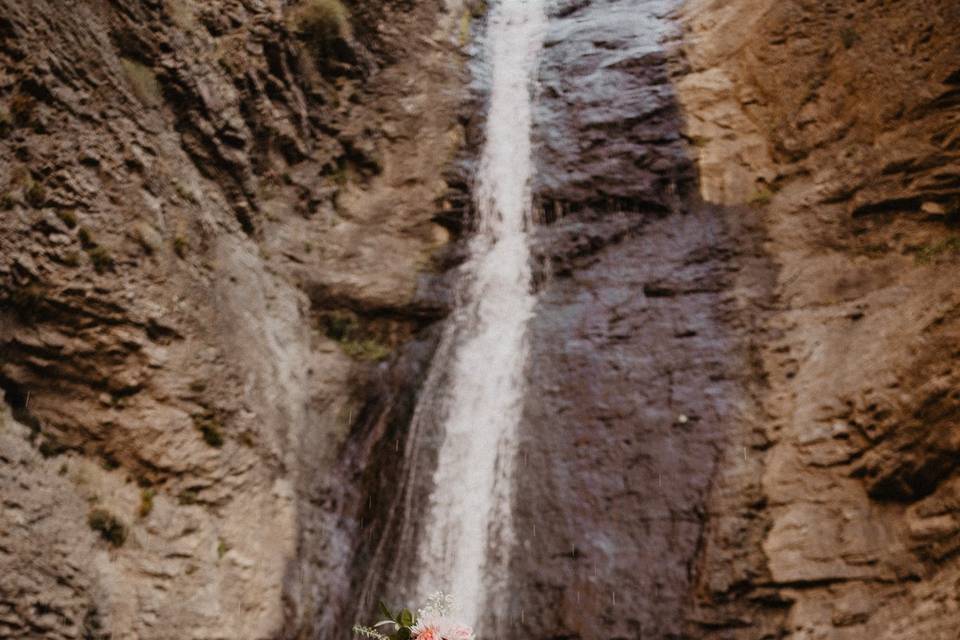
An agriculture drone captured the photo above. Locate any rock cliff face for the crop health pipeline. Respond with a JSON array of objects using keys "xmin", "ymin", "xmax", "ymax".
[
  {"xmin": 679, "ymin": 0, "xmax": 960, "ymax": 637},
  {"xmin": 1, "ymin": 0, "xmax": 959, "ymax": 639},
  {"xmin": 0, "ymin": 0, "xmax": 470, "ymax": 637}
]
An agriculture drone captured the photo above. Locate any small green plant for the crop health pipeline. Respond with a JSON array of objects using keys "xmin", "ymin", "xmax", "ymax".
[
  {"xmin": 317, "ymin": 310, "xmax": 393, "ymax": 362},
  {"xmin": 178, "ymin": 489, "xmax": 199, "ymax": 505},
  {"xmin": 189, "ymin": 379, "xmax": 207, "ymax": 393},
  {"xmin": 173, "ymin": 236, "xmax": 188, "ymax": 258},
  {"xmin": 0, "ymin": 192, "xmax": 14, "ymax": 209},
  {"xmin": 76, "ymin": 227, "xmax": 113, "ymax": 272},
  {"xmin": 468, "ymin": 0, "xmax": 488, "ymax": 19},
  {"xmin": 330, "ymin": 162, "xmax": 351, "ymax": 186},
  {"xmin": 56, "ymin": 209, "xmax": 78, "ymax": 228},
  {"xmin": 840, "ymin": 27, "xmax": 859, "ymax": 49},
  {"xmin": 293, "ymin": 0, "xmax": 351, "ymax": 58},
  {"xmin": 100, "ymin": 451, "xmax": 120, "ymax": 470},
  {"xmin": 24, "ymin": 181, "xmax": 46, "ymax": 208},
  {"xmin": 38, "ymin": 438, "xmax": 66, "ymax": 458},
  {"xmin": 88, "ymin": 509, "xmax": 127, "ymax": 547},
  {"xmin": 320, "ymin": 309, "xmax": 358, "ymax": 341},
  {"xmin": 459, "ymin": 10, "xmax": 472, "ymax": 47},
  {"xmin": 138, "ymin": 488, "xmax": 155, "ymax": 518},
  {"xmin": 342, "ymin": 338, "xmax": 392, "ymax": 362},
  {"xmin": 217, "ymin": 539, "xmax": 230, "ymax": 559},
  {"xmin": 193, "ymin": 413, "xmax": 224, "ymax": 448},
  {"xmin": 913, "ymin": 236, "xmax": 960, "ymax": 264},
  {"xmin": 458, "ymin": 0, "xmax": 488, "ymax": 46},
  {"xmin": 61, "ymin": 250, "xmax": 80, "ymax": 267},
  {"xmin": 87, "ymin": 246, "xmax": 113, "ymax": 273},
  {"xmin": 861, "ymin": 243, "xmax": 889, "ymax": 257},
  {"xmin": 748, "ymin": 187, "xmax": 774, "ymax": 207},
  {"xmin": 78, "ymin": 227, "xmax": 94, "ymax": 247}
]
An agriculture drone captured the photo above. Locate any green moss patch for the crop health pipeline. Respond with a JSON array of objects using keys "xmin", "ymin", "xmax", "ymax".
[
  {"xmin": 193, "ymin": 412, "xmax": 224, "ymax": 448},
  {"xmin": 748, "ymin": 187, "xmax": 774, "ymax": 207},
  {"xmin": 138, "ymin": 489, "xmax": 155, "ymax": 518},
  {"xmin": 56, "ymin": 210, "xmax": 78, "ymax": 228},
  {"xmin": 912, "ymin": 236, "xmax": 960, "ymax": 264},
  {"xmin": 317, "ymin": 309, "xmax": 393, "ymax": 362},
  {"xmin": 76, "ymin": 227, "xmax": 114, "ymax": 273}
]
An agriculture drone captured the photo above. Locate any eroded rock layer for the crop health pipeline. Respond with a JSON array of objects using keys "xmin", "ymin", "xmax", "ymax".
[
  {"xmin": 0, "ymin": 0, "xmax": 471, "ymax": 637},
  {"xmin": 680, "ymin": 0, "xmax": 960, "ymax": 637}
]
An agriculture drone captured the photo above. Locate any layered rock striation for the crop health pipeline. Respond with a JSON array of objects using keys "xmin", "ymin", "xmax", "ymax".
[
  {"xmin": 0, "ymin": 0, "xmax": 471, "ymax": 637},
  {"xmin": 680, "ymin": 0, "xmax": 960, "ymax": 637}
]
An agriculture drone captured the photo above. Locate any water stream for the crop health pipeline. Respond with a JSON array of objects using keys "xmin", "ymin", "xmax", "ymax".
[{"xmin": 405, "ymin": 0, "xmax": 547, "ymax": 629}]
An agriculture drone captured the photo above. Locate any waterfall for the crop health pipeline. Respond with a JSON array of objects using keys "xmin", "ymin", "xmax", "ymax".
[{"xmin": 407, "ymin": 0, "xmax": 547, "ymax": 630}]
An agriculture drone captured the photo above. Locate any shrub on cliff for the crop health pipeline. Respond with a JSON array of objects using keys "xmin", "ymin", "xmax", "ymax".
[
  {"xmin": 88, "ymin": 509, "xmax": 127, "ymax": 547},
  {"xmin": 193, "ymin": 413, "xmax": 224, "ymax": 448},
  {"xmin": 24, "ymin": 180, "xmax": 45, "ymax": 208},
  {"xmin": 293, "ymin": 0, "xmax": 352, "ymax": 61},
  {"xmin": 317, "ymin": 310, "xmax": 392, "ymax": 362}
]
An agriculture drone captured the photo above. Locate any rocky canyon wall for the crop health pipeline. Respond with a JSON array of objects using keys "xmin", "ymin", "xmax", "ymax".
[
  {"xmin": 679, "ymin": 0, "xmax": 960, "ymax": 637},
  {"xmin": 0, "ymin": 0, "xmax": 472, "ymax": 638},
  {"xmin": 1, "ymin": 0, "xmax": 959, "ymax": 639}
]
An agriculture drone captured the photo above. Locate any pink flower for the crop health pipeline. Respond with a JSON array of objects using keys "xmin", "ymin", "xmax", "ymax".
[{"xmin": 414, "ymin": 628, "xmax": 440, "ymax": 640}]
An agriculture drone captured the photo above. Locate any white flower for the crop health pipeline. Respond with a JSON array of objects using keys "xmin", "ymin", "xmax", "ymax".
[{"xmin": 411, "ymin": 593, "xmax": 474, "ymax": 640}]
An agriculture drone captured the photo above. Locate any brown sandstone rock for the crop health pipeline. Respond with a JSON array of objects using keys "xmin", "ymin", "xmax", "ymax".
[{"xmin": 0, "ymin": 0, "xmax": 469, "ymax": 637}]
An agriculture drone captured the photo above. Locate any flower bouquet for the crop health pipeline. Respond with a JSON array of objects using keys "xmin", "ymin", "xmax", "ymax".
[{"xmin": 353, "ymin": 592, "xmax": 474, "ymax": 640}]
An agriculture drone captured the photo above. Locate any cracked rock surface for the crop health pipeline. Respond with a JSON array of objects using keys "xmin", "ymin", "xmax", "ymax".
[
  {"xmin": 678, "ymin": 0, "xmax": 960, "ymax": 637},
  {"xmin": 0, "ymin": 0, "xmax": 470, "ymax": 637}
]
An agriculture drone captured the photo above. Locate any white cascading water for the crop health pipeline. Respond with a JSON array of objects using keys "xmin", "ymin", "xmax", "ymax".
[{"xmin": 413, "ymin": 0, "xmax": 547, "ymax": 629}]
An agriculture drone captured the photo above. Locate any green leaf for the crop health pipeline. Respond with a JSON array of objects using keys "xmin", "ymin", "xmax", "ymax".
[
  {"xmin": 378, "ymin": 600, "xmax": 393, "ymax": 620},
  {"xmin": 399, "ymin": 609, "xmax": 414, "ymax": 628},
  {"xmin": 393, "ymin": 628, "xmax": 411, "ymax": 640}
]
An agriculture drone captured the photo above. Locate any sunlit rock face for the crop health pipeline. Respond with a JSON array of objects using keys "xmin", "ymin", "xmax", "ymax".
[
  {"xmin": 0, "ymin": 0, "xmax": 470, "ymax": 637},
  {"xmin": 677, "ymin": 0, "xmax": 960, "ymax": 638}
]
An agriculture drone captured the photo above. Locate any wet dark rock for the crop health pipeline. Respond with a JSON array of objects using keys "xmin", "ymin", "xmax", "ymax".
[
  {"xmin": 532, "ymin": 0, "xmax": 694, "ymax": 214},
  {"xmin": 505, "ymin": 194, "xmax": 773, "ymax": 638},
  {"xmin": 496, "ymin": 1, "xmax": 776, "ymax": 638}
]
